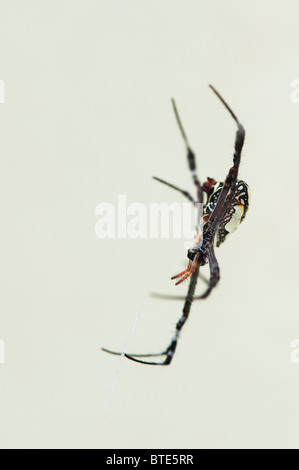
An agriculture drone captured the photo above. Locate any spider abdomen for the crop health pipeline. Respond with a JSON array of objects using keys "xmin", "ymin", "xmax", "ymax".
[{"xmin": 204, "ymin": 180, "xmax": 250, "ymax": 247}]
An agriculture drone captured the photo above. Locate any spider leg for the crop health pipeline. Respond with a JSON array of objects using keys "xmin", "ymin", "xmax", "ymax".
[
  {"xmin": 150, "ymin": 271, "xmax": 209, "ymax": 301},
  {"xmin": 101, "ymin": 347, "xmax": 166, "ymax": 358},
  {"xmin": 123, "ymin": 353, "xmax": 169, "ymax": 366},
  {"xmin": 160, "ymin": 264, "xmax": 200, "ymax": 364},
  {"xmin": 171, "ymin": 98, "xmax": 203, "ymax": 204},
  {"xmin": 198, "ymin": 270, "xmax": 210, "ymax": 285},
  {"xmin": 207, "ymin": 86, "xmax": 245, "ymax": 231},
  {"xmin": 172, "ymin": 227, "xmax": 203, "ymax": 285},
  {"xmin": 171, "ymin": 253, "xmax": 199, "ymax": 285},
  {"xmin": 102, "ymin": 349, "xmax": 171, "ymax": 366},
  {"xmin": 101, "ymin": 348, "xmax": 170, "ymax": 366},
  {"xmin": 171, "ymin": 259, "xmax": 192, "ymax": 281},
  {"xmin": 150, "ymin": 293, "xmax": 187, "ymax": 300},
  {"xmin": 102, "ymin": 265, "xmax": 200, "ymax": 365},
  {"xmin": 193, "ymin": 243, "xmax": 220, "ymax": 299},
  {"xmin": 174, "ymin": 257, "xmax": 198, "ymax": 285},
  {"xmin": 152, "ymin": 176, "xmax": 196, "ymax": 204}
]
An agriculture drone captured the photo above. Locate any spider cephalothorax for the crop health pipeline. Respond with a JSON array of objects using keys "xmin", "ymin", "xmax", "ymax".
[
  {"xmin": 183, "ymin": 177, "xmax": 250, "ymax": 264},
  {"xmin": 102, "ymin": 85, "xmax": 250, "ymax": 365}
]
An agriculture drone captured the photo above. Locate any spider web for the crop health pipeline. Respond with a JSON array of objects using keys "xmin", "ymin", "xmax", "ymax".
[{"xmin": 103, "ymin": 308, "xmax": 144, "ymax": 415}]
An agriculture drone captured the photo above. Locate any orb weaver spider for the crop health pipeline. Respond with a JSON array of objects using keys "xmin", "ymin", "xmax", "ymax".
[{"xmin": 102, "ymin": 85, "xmax": 250, "ymax": 365}]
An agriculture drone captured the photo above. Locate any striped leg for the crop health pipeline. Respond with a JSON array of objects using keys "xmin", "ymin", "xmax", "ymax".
[
  {"xmin": 102, "ymin": 265, "xmax": 200, "ymax": 366},
  {"xmin": 207, "ymin": 85, "xmax": 245, "ymax": 232},
  {"xmin": 171, "ymin": 98, "xmax": 203, "ymax": 204},
  {"xmin": 162, "ymin": 264, "xmax": 200, "ymax": 364}
]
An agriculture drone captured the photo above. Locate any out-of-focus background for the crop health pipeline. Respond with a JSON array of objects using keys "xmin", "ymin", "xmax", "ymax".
[{"xmin": 0, "ymin": 0, "xmax": 298, "ymax": 449}]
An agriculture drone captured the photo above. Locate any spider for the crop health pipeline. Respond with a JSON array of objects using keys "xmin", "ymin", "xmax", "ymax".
[{"xmin": 102, "ymin": 85, "xmax": 250, "ymax": 365}]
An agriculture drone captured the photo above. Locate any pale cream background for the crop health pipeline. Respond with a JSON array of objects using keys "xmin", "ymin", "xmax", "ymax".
[{"xmin": 0, "ymin": 0, "xmax": 298, "ymax": 449}]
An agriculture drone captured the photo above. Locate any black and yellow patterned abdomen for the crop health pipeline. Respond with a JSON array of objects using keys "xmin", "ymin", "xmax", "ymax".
[{"xmin": 204, "ymin": 180, "xmax": 250, "ymax": 247}]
